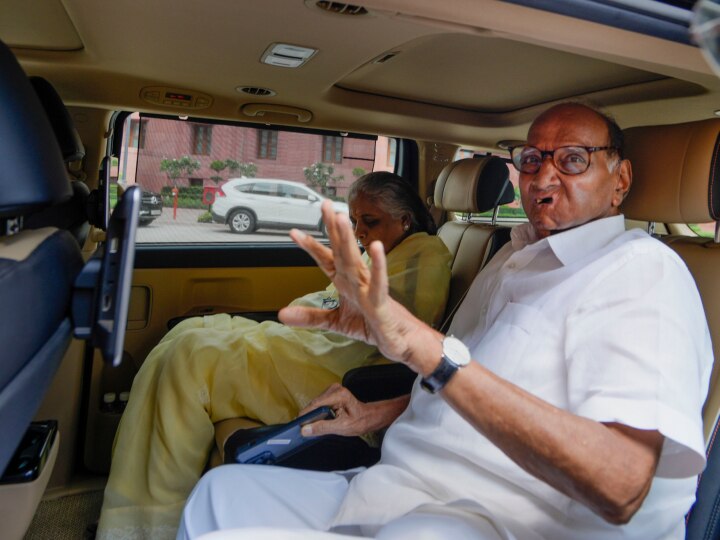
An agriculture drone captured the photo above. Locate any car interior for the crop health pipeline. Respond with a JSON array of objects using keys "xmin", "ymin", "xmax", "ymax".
[{"xmin": 1, "ymin": 0, "xmax": 720, "ymax": 538}]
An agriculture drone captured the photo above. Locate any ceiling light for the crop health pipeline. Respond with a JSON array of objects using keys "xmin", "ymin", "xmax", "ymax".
[{"xmin": 261, "ymin": 43, "xmax": 317, "ymax": 68}]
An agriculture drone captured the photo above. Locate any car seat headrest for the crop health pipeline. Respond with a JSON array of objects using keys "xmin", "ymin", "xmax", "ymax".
[
  {"xmin": 29, "ymin": 77, "xmax": 85, "ymax": 164},
  {"xmin": 622, "ymin": 118, "xmax": 720, "ymax": 224},
  {"xmin": 0, "ymin": 40, "xmax": 70, "ymax": 219},
  {"xmin": 434, "ymin": 157, "xmax": 515, "ymax": 213}
]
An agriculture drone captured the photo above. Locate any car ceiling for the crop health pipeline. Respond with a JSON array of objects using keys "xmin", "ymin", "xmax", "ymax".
[{"xmin": 2, "ymin": 0, "xmax": 720, "ymax": 150}]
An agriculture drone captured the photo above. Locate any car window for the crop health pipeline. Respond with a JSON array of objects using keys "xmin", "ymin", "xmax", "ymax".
[
  {"xmin": 115, "ymin": 113, "xmax": 395, "ymax": 243},
  {"xmin": 280, "ymin": 184, "xmax": 313, "ymax": 200},
  {"xmin": 689, "ymin": 222, "xmax": 716, "ymax": 238},
  {"xmin": 251, "ymin": 183, "xmax": 278, "ymax": 196}
]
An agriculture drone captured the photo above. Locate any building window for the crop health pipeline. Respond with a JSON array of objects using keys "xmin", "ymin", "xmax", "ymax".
[
  {"xmin": 257, "ymin": 130, "xmax": 278, "ymax": 159},
  {"xmin": 191, "ymin": 125, "xmax": 213, "ymax": 155},
  {"xmin": 322, "ymin": 135, "xmax": 343, "ymax": 163},
  {"xmin": 129, "ymin": 119, "xmax": 148, "ymax": 149},
  {"xmin": 189, "ymin": 177, "xmax": 203, "ymax": 187}
]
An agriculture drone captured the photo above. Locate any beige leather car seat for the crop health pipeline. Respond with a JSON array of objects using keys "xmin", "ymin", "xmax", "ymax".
[
  {"xmin": 433, "ymin": 157, "xmax": 515, "ymax": 325},
  {"xmin": 622, "ymin": 118, "xmax": 720, "ymax": 439}
]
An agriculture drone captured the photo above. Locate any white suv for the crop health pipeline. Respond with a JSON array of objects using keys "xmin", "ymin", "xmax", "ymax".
[{"xmin": 211, "ymin": 178, "xmax": 349, "ymax": 235}]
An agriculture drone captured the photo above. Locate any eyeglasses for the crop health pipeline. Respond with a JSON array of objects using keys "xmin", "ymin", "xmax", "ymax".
[{"xmin": 509, "ymin": 145, "xmax": 616, "ymax": 175}]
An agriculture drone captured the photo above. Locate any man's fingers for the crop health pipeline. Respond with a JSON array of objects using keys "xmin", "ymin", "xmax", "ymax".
[
  {"xmin": 298, "ymin": 384, "xmax": 344, "ymax": 416},
  {"xmin": 320, "ymin": 200, "xmax": 343, "ymax": 251},
  {"xmin": 301, "ymin": 419, "xmax": 344, "ymax": 437},
  {"xmin": 334, "ymin": 212, "xmax": 364, "ymax": 270},
  {"xmin": 367, "ymin": 240, "xmax": 389, "ymax": 307},
  {"xmin": 289, "ymin": 229, "xmax": 335, "ymax": 277}
]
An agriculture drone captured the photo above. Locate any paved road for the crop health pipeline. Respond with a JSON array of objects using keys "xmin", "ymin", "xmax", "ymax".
[{"xmin": 135, "ymin": 208, "xmax": 323, "ymax": 244}]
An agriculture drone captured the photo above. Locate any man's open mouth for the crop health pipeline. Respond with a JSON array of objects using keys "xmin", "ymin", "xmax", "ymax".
[{"xmin": 535, "ymin": 197, "xmax": 553, "ymax": 205}]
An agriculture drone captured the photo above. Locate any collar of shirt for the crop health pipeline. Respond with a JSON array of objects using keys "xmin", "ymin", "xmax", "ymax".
[{"xmin": 510, "ymin": 214, "xmax": 626, "ymax": 266}]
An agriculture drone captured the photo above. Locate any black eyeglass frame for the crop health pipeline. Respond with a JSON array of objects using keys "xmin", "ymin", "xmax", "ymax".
[{"xmin": 509, "ymin": 145, "xmax": 618, "ymax": 175}]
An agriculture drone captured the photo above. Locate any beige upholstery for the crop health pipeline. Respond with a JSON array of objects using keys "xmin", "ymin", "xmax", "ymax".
[
  {"xmin": 434, "ymin": 157, "xmax": 514, "ymax": 325},
  {"xmin": 623, "ymin": 119, "xmax": 720, "ymax": 439},
  {"xmin": 623, "ymin": 118, "xmax": 720, "ymax": 224},
  {"xmin": 435, "ymin": 158, "xmax": 514, "ymax": 214},
  {"xmin": 0, "ymin": 431, "xmax": 58, "ymax": 540}
]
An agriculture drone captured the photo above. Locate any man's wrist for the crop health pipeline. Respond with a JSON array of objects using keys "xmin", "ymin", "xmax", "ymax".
[
  {"xmin": 420, "ymin": 335, "xmax": 472, "ymax": 394},
  {"xmin": 408, "ymin": 328, "xmax": 445, "ymax": 377}
]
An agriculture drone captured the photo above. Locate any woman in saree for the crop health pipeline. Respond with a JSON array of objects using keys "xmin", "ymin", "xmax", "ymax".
[{"xmin": 97, "ymin": 172, "xmax": 452, "ymax": 539}]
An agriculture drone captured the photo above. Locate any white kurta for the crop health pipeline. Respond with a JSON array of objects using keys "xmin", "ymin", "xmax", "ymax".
[
  {"xmin": 180, "ymin": 215, "xmax": 713, "ymax": 540},
  {"xmin": 331, "ymin": 215, "xmax": 713, "ymax": 539}
]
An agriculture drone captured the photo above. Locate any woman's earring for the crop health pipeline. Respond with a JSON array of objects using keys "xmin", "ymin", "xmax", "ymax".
[{"xmin": 403, "ymin": 224, "xmax": 409, "ymax": 231}]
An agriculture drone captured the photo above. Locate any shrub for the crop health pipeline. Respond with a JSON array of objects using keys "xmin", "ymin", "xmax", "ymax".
[{"xmin": 197, "ymin": 211, "xmax": 213, "ymax": 223}]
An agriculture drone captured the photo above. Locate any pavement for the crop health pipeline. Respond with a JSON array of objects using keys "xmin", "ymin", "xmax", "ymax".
[{"xmin": 135, "ymin": 207, "xmax": 323, "ymax": 244}]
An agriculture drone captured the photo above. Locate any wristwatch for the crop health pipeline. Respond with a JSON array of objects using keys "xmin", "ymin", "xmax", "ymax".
[{"xmin": 420, "ymin": 335, "xmax": 471, "ymax": 394}]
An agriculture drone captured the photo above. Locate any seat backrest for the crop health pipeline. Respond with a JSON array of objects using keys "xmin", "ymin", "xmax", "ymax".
[
  {"xmin": 433, "ymin": 157, "xmax": 515, "ymax": 327},
  {"xmin": 24, "ymin": 77, "xmax": 90, "ymax": 247},
  {"xmin": 621, "ymin": 118, "xmax": 720, "ymax": 540},
  {"xmin": 0, "ymin": 40, "xmax": 84, "ymax": 475}
]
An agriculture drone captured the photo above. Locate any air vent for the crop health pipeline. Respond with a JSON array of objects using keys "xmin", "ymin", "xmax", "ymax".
[
  {"xmin": 236, "ymin": 86, "xmax": 277, "ymax": 97},
  {"xmin": 315, "ymin": 1, "xmax": 368, "ymax": 16},
  {"xmin": 372, "ymin": 52, "xmax": 399, "ymax": 64}
]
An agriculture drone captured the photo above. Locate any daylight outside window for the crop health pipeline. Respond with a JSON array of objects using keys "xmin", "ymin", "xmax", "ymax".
[{"xmin": 114, "ymin": 114, "xmax": 394, "ymax": 243}]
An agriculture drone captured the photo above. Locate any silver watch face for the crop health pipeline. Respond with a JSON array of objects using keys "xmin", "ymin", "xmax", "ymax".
[{"xmin": 443, "ymin": 335, "xmax": 471, "ymax": 367}]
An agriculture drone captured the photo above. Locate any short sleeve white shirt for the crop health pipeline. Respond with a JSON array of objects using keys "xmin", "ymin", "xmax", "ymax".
[{"xmin": 332, "ymin": 215, "xmax": 713, "ymax": 539}]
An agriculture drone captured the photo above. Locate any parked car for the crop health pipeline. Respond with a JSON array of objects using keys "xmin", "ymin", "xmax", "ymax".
[
  {"xmin": 211, "ymin": 178, "xmax": 348, "ymax": 234},
  {"xmin": 138, "ymin": 189, "xmax": 163, "ymax": 226}
]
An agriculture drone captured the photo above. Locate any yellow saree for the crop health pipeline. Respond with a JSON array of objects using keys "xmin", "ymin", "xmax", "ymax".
[{"xmin": 97, "ymin": 233, "xmax": 451, "ymax": 539}]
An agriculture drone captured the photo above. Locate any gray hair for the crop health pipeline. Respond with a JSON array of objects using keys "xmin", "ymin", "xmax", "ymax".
[{"xmin": 348, "ymin": 172, "xmax": 437, "ymax": 235}]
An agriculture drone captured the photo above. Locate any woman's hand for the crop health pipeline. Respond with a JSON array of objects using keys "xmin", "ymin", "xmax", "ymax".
[
  {"xmin": 299, "ymin": 383, "xmax": 411, "ymax": 438},
  {"xmin": 279, "ymin": 201, "xmax": 442, "ymax": 375}
]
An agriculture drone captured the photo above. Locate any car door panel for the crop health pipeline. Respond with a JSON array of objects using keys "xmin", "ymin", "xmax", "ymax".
[{"xmin": 82, "ymin": 244, "xmax": 330, "ymax": 473}]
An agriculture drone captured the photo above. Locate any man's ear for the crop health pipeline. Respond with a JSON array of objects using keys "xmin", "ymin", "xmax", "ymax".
[{"xmin": 612, "ymin": 159, "xmax": 632, "ymax": 207}]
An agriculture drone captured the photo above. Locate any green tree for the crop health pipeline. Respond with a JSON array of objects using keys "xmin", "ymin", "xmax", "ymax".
[
  {"xmin": 238, "ymin": 161, "xmax": 258, "ymax": 178},
  {"xmin": 210, "ymin": 159, "xmax": 227, "ymax": 184},
  {"xmin": 160, "ymin": 155, "xmax": 201, "ymax": 186},
  {"xmin": 226, "ymin": 160, "xmax": 257, "ymax": 178},
  {"xmin": 303, "ymin": 162, "xmax": 344, "ymax": 196},
  {"xmin": 352, "ymin": 167, "xmax": 366, "ymax": 178}
]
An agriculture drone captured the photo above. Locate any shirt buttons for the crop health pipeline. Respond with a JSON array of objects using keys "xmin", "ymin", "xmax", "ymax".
[{"xmin": 507, "ymin": 262, "xmax": 517, "ymax": 269}]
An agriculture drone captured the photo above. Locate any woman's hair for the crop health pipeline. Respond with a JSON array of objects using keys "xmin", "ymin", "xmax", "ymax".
[{"xmin": 348, "ymin": 171, "xmax": 437, "ymax": 235}]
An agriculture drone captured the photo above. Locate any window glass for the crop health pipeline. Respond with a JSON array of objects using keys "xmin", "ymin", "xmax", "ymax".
[
  {"xmin": 689, "ymin": 222, "xmax": 715, "ymax": 238},
  {"xmin": 236, "ymin": 183, "xmax": 254, "ymax": 193},
  {"xmin": 322, "ymin": 135, "xmax": 343, "ymax": 163},
  {"xmin": 191, "ymin": 125, "xmax": 212, "ymax": 155},
  {"xmin": 258, "ymin": 130, "xmax": 278, "ymax": 160},
  {"xmin": 116, "ymin": 113, "xmax": 395, "ymax": 243},
  {"xmin": 451, "ymin": 149, "xmax": 527, "ymax": 223}
]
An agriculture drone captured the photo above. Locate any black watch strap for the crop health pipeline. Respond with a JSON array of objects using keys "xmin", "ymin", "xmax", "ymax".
[{"xmin": 420, "ymin": 356, "xmax": 459, "ymax": 394}]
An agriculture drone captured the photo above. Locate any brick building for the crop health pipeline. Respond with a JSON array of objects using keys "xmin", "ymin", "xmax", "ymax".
[{"xmin": 118, "ymin": 113, "xmax": 394, "ymax": 200}]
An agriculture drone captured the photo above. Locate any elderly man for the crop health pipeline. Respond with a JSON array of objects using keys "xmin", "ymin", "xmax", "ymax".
[{"xmin": 177, "ymin": 103, "xmax": 712, "ymax": 540}]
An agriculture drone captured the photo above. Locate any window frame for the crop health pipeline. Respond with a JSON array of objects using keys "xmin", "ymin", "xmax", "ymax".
[
  {"xmin": 258, "ymin": 129, "xmax": 279, "ymax": 160},
  {"xmin": 322, "ymin": 135, "xmax": 343, "ymax": 163}
]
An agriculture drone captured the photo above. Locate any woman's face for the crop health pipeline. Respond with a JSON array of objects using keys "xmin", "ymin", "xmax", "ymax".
[{"xmin": 349, "ymin": 193, "xmax": 409, "ymax": 253}]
